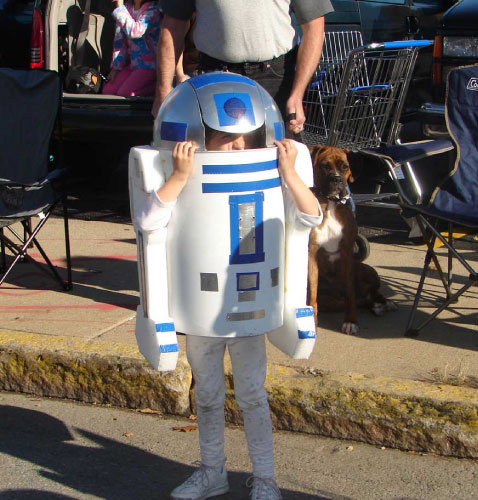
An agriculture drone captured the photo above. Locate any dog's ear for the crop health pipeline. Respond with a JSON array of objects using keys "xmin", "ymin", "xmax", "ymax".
[
  {"xmin": 308, "ymin": 145, "xmax": 327, "ymax": 166},
  {"xmin": 347, "ymin": 151, "xmax": 364, "ymax": 182}
]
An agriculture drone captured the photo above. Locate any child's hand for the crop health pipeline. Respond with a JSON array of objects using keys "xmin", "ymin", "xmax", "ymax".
[
  {"xmin": 275, "ymin": 139, "xmax": 298, "ymax": 180},
  {"xmin": 155, "ymin": 141, "xmax": 197, "ymax": 203},
  {"xmin": 172, "ymin": 141, "xmax": 197, "ymax": 182}
]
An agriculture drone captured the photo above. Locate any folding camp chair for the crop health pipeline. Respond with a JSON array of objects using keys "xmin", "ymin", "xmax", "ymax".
[
  {"xmin": 391, "ymin": 65, "xmax": 477, "ymax": 336},
  {"xmin": 358, "ymin": 66, "xmax": 477, "ymax": 335},
  {"xmin": 0, "ymin": 68, "xmax": 72, "ymax": 290}
]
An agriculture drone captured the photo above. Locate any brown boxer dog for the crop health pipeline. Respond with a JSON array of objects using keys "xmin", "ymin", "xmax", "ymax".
[{"xmin": 307, "ymin": 145, "xmax": 397, "ymax": 335}]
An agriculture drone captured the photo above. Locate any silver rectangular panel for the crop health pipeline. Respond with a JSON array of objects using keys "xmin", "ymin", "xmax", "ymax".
[
  {"xmin": 270, "ymin": 267, "xmax": 279, "ymax": 287},
  {"xmin": 238, "ymin": 273, "xmax": 258, "ymax": 290},
  {"xmin": 200, "ymin": 273, "xmax": 219, "ymax": 291},
  {"xmin": 238, "ymin": 202, "xmax": 256, "ymax": 255},
  {"xmin": 138, "ymin": 232, "xmax": 148, "ymax": 317},
  {"xmin": 238, "ymin": 291, "xmax": 256, "ymax": 302},
  {"xmin": 226, "ymin": 310, "xmax": 265, "ymax": 321}
]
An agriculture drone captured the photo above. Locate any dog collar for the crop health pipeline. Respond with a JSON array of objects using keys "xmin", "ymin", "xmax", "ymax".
[{"xmin": 328, "ymin": 193, "xmax": 350, "ymax": 204}]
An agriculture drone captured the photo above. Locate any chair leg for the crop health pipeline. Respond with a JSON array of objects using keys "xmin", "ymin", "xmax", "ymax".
[
  {"xmin": 405, "ymin": 230, "xmax": 436, "ymax": 337},
  {"xmin": 405, "ymin": 215, "xmax": 477, "ymax": 337},
  {"xmin": 21, "ymin": 213, "xmax": 67, "ymax": 289},
  {"xmin": 0, "ymin": 212, "xmax": 63, "ymax": 288},
  {"xmin": 0, "ymin": 228, "xmax": 5, "ymax": 271},
  {"xmin": 62, "ymin": 194, "xmax": 73, "ymax": 291},
  {"xmin": 447, "ymin": 222, "xmax": 453, "ymax": 288}
]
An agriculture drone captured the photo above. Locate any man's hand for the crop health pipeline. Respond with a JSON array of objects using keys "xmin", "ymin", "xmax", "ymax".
[
  {"xmin": 285, "ymin": 16, "xmax": 325, "ymax": 134},
  {"xmin": 285, "ymin": 99, "xmax": 306, "ymax": 135}
]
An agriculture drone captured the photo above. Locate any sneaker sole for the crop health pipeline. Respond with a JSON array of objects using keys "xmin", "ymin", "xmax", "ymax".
[{"xmin": 170, "ymin": 483, "xmax": 230, "ymax": 500}]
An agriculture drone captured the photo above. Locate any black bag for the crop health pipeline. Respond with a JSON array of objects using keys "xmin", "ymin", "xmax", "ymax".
[
  {"xmin": 66, "ymin": 0, "xmax": 103, "ymax": 94},
  {"xmin": 65, "ymin": 65, "xmax": 102, "ymax": 93}
]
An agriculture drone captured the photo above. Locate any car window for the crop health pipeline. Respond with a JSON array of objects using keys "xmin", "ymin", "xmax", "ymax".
[{"xmin": 0, "ymin": 0, "xmax": 34, "ymax": 22}]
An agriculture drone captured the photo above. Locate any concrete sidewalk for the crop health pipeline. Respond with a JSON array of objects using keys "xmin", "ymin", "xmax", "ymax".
[{"xmin": 0, "ymin": 216, "xmax": 477, "ymax": 457}]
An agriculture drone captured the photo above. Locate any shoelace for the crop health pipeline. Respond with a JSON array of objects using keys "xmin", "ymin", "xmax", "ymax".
[
  {"xmin": 183, "ymin": 462, "xmax": 212, "ymax": 489},
  {"xmin": 246, "ymin": 476, "xmax": 282, "ymax": 499}
]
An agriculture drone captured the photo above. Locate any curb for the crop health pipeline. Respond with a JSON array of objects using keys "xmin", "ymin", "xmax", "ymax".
[{"xmin": 1, "ymin": 330, "xmax": 477, "ymax": 458}]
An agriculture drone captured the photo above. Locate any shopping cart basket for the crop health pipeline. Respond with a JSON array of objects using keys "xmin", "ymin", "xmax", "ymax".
[
  {"xmin": 303, "ymin": 33, "xmax": 433, "ymax": 150},
  {"xmin": 303, "ymin": 34, "xmax": 442, "ymax": 259}
]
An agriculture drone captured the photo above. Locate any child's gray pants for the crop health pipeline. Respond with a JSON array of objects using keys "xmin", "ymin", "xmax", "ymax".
[{"xmin": 186, "ymin": 334, "xmax": 275, "ymax": 478}]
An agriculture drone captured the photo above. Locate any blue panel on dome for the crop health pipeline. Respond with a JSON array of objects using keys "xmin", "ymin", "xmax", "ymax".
[{"xmin": 214, "ymin": 92, "xmax": 255, "ymax": 127}]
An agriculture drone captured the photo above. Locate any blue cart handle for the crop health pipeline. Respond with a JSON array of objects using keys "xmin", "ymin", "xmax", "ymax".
[{"xmin": 365, "ymin": 40, "xmax": 433, "ymax": 50}]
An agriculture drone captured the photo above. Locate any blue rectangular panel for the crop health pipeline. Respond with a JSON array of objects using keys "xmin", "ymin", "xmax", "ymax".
[
  {"xmin": 274, "ymin": 122, "xmax": 284, "ymax": 140},
  {"xmin": 229, "ymin": 192, "xmax": 265, "ymax": 264},
  {"xmin": 298, "ymin": 330, "xmax": 316, "ymax": 339},
  {"xmin": 155, "ymin": 322, "xmax": 175, "ymax": 332},
  {"xmin": 159, "ymin": 344, "xmax": 179, "ymax": 353},
  {"xmin": 214, "ymin": 92, "xmax": 255, "ymax": 127},
  {"xmin": 202, "ymin": 177, "xmax": 280, "ymax": 193},
  {"xmin": 160, "ymin": 121, "xmax": 187, "ymax": 142},
  {"xmin": 296, "ymin": 307, "xmax": 314, "ymax": 318},
  {"xmin": 203, "ymin": 160, "xmax": 277, "ymax": 175}
]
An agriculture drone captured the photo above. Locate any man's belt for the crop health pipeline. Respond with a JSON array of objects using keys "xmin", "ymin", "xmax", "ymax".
[{"xmin": 198, "ymin": 51, "xmax": 288, "ymax": 73}]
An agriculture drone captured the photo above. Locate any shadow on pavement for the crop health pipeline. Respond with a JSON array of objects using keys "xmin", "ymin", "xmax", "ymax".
[{"xmin": 0, "ymin": 405, "xmax": 346, "ymax": 500}]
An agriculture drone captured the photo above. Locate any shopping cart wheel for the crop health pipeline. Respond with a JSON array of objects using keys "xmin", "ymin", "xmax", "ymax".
[{"xmin": 353, "ymin": 232, "xmax": 370, "ymax": 262}]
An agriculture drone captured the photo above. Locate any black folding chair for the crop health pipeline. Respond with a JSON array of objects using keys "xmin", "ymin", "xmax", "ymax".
[
  {"xmin": 358, "ymin": 66, "xmax": 478, "ymax": 335},
  {"xmin": 395, "ymin": 65, "xmax": 478, "ymax": 336},
  {"xmin": 0, "ymin": 68, "xmax": 72, "ymax": 290}
]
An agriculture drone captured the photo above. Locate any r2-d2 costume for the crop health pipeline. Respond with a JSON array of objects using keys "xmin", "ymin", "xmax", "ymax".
[
  {"xmin": 129, "ymin": 72, "xmax": 322, "ymax": 477},
  {"xmin": 129, "ymin": 72, "xmax": 321, "ymax": 371}
]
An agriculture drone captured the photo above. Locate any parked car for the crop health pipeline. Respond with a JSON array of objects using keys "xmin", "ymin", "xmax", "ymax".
[
  {"xmin": 420, "ymin": 0, "xmax": 478, "ymax": 136},
  {"xmin": 0, "ymin": 0, "xmax": 34, "ymax": 68}
]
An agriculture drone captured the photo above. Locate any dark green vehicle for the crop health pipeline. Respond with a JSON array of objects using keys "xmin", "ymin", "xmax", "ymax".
[{"xmin": 420, "ymin": 0, "xmax": 478, "ymax": 136}]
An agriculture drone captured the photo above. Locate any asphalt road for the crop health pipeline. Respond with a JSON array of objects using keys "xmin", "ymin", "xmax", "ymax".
[{"xmin": 0, "ymin": 392, "xmax": 477, "ymax": 500}]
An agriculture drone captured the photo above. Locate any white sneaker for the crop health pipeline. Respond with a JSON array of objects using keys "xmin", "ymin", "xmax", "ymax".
[
  {"xmin": 247, "ymin": 476, "xmax": 282, "ymax": 500},
  {"xmin": 170, "ymin": 464, "xmax": 229, "ymax": 500}
]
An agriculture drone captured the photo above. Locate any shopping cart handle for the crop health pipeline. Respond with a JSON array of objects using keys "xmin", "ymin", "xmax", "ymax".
[{"xmin": 368, "ymin": 40, "xmax": 433, "ymax": 50}]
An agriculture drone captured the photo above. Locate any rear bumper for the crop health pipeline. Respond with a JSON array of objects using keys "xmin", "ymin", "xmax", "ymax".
[{"xmin": 61, "ymin": 94, "xmax": 154, "ymax": 143}]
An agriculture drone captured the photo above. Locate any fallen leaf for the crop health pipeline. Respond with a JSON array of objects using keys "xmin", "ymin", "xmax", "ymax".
[
  {"xmin": 136, "ymin": 408, "xmax": 161, "ymax": 414},
  {"xmin": 172, "ymin": 425, "xmax": 197, "ymax": 433},
  {"xmin": 189, "ymin": 415, "xmax": 198, "ymax": 421},
  {"xmin": 123, "ymin": 432, "xmax": 133, "ymax": 437},
  {"xmin": 346, "ymin": 446, "xmax": 354, "ymax": 451}
]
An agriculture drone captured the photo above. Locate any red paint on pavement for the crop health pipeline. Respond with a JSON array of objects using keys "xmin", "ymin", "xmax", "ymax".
[{"xmin": 0, "ymin": 303, "xmax": 138, "ymax": 312}]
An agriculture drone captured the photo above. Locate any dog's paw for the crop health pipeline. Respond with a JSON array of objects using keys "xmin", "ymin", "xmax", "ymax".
[
  {"xmin": 371, "ymin": 302, "xmax": 386, "ymax": 316},
  {"xmin": 371, "ymin": 300, "xmax": 398, "ymax": 316},
  {"xmin": 342, "ymin": 322, "xmax": 359, "ymax": 335},
  {"xmin": 385, "ymin": 299, "xmax": 398, "ymax": 312}
]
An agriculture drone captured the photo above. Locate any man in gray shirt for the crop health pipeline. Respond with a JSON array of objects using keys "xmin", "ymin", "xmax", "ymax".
[{"xmin": 152, "ymin": 0, "xmax": 333, "ymax": 136}]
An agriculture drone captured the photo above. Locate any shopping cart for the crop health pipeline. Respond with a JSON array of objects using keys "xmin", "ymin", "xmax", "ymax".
[
  {"xmin": 303, "ymin": 33, "xmax": 437, "ymax": 259},
  {"xmin": 303, "ymin": 32, "xmax": 433, "ymax": 150}
]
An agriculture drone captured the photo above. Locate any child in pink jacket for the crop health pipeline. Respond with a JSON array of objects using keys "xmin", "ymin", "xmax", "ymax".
[{"xmin": 102, "ymin": 0, "xmax": 160, "ymax": 97}]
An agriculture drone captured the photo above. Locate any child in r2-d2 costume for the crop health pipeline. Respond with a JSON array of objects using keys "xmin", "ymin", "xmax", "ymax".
[{"xmin": 129, "ymin": 72, "xmax": 323, "ymax": 500}]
